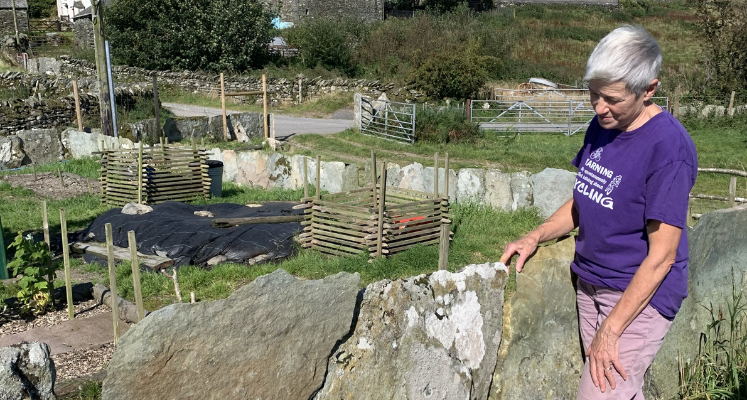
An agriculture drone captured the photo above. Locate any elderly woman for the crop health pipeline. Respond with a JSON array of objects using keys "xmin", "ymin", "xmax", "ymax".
[{"xmin": 500, "ymin": 25, "xmax": 697, "ymax": 399}]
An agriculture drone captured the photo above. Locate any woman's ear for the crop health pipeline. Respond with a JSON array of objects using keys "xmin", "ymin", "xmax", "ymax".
[{"xmin": 643, "ymin": 79, "xmax": 659, "ymax": 101}]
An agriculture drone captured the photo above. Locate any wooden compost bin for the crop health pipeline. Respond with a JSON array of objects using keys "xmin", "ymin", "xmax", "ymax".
[
  {"xmin": 100, "ymin": 144, "xmax": 211, "ymax": 206},
  {"xmin": 298, "ymin": 154, "xmax": 452, "ymax": 264}
]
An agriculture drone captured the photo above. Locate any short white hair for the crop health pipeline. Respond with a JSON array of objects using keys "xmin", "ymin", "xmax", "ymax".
[{"xmin": 584, "ymin": 25, "xmax": 662, "ymax": 96}]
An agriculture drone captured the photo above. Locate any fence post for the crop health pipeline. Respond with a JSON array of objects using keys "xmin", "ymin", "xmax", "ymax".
[
  {"xmin": 127, "ymin": 231, "xmax": 145, "ymax": 322},
  {"xmin": 466, "ymin": 99, "xmax": 472, "ymax": 122},
  {"xmin": 434, "ymin": 152, "xmax": 439, "ymax": 198},
  {"xmin": 729, "ymin": 176, "xmax": 737, "ymax": 207},
  {"xmin": 315, "ymin": 155, "xmax": 321, "ymax": 200},
  {"xmin": 221, "ymin": 73, "xmax": 227, "ymax": 141},
  {"xmin": 262, "ymin": 74, "xmax": 268, "ymax": 139},
  {"xmin": 728, "ymin": 90, "xmax": 735, "ymax": 117},
  {"xmin": 60, "ymin": 208, "xmax": 74, "ymax": 320},
  {"xmin": 303, "ymin": 156, "xmax": 308, "ymax": 198},
  {"xmin": 376, "ymin": 163, "xmax": 387, "ymax": 258},
  {"xmin": 42, "ymin": 202, "xmax": 53, "ymax": 307},
  {"xmin": 298, "ymin": 77, "xmax": 302, "ymax": 104},
  {"xmin": 567, "ymin": 100, "xmax": 573, "ymax": 136},
  {"xmin": 153, "ymin": 76, "xmax": 161, "ymax": 139},
  {"xmin": 137, "ymin": 142, "xmax": 143, "ymax": 204},
  {"xmin": 105, "ymin": 223, "xmax": 119, "ymax": 345},
  {"xmin": 73, "ymin": 80, "xmax": 83, "ymax": 131}
]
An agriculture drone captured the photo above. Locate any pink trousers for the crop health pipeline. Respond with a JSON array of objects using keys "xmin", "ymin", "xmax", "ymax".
[{"xmin": 576, "ymin": 278, "xmax": 673, "ymax": 400}]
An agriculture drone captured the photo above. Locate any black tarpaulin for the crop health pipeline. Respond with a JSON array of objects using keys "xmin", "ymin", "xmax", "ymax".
[{"xmin": 78, "ymin": 201, "xmax": 303, "ymax": 268}]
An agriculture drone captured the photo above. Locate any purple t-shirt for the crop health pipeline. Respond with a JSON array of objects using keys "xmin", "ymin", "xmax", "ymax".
[{"xmin": 570, "ymin": 111, "xmax": 697, "ymax": 319}]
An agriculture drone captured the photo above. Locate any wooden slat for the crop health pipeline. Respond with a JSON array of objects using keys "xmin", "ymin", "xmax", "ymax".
[
  {"xmin": 72, "ymin": 242, "xmax": 174, "ymax": 270},
  {"xmin": 311, "ymin": 239, "xmax": 365, "ymax": 255}
]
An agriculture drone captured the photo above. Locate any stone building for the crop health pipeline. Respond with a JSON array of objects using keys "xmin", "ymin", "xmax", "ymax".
[
  {"xmin": 0, "ymin": 0, "xmax": 29, "ymax": 34},
  {"xmin": 57, "ymin": 0, "xmax": 90, "ymax": 21},
  {"xmin": 267, "ymin": 0, "xmax": 383, "ymax": 25}
]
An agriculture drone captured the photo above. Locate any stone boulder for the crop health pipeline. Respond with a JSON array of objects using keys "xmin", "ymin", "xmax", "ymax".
[
  {"xmin": 314, "ymin": 263, "xmax": 508, "ymax": 400},
  {"xmin": 484, "ymin": 170, "xmax": 512, "ymax": 211},
  {"xmin": 102, "ymin": 269, "xmax": 360, "ymax": 400},
  {"xmin": 510, "ymin": 171, "xmax": 533, "ymax": 211},
  {"xmin": 320, "ymin": 160, "xmax": 359, "ymax": 193},
  {"xmin": 532, "ymin": 168, "xmax": 577, "ymax": 218},
  {"xmin": 423, "ymin": 166, "xmax": 457, "ymax": 199},
  {"xmin": 15, "ymin": 129, "xmax": 63, "ymax": 165},
  {"xmin": 646, "ymin": 205, "xmax": 747, "ymax": 399},
  {"xmin": 490, "ymin": 237, "xmax": 582, "ymax": 400},
  {"xmin": 163, "ymin": 116, "xmax": 211, "ymax": 142},
  {"xmin": 396, "ymin": 162, "xmax": 426, "ymax": 192},
  {"xmin": 0, "ymin": 342, "xmax": 56, "ymax": 400},
  {"xmin": 456, "ymin": 168, "xmax": 486, "ymax": 203},
  {"xmin": 0, "ymin": 136, "xmax": 27, "ymax": 169}
]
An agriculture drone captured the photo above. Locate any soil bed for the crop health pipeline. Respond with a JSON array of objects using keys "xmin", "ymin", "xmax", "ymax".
[{"xmin": 2, "ymin": 172, "xmax": 100, "ymax": 199}]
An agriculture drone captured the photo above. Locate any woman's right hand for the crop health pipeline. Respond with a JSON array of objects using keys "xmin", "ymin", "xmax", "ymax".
[{"xmin": 499, "ymin": 233, "xmax": 540, "ymax": 273}]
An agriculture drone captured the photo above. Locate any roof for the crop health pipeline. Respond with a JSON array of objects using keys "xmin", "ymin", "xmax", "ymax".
[
  {"xmin": 73, "ymin": 0, "xmax": 110, "ymax": 20},
  {"xmin": 0, "ymin": 0, "xmax": 28, "ymax": 9}
]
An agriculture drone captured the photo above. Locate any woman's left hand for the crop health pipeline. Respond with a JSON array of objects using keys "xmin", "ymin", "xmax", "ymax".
[{"xmin": 587, "ymin": 321, "xmax": 628, "ymax": 393}]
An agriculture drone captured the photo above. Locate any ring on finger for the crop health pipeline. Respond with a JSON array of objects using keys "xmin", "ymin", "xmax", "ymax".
[{"xmin": 604, "ymin": 366, "xmax": 612, "ymax": 372}]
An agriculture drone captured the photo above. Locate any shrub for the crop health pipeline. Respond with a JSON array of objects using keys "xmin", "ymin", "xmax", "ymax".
[
  {"xmin": 284, "ymin": 17, "xmax": 367, "ymax": 76},
  {"xmin": 106, "ymin": 0, "xmax": 274, "ymax": 72},
  {"xmin": 415, "ymin": 106, "xmax": 482, "ymax": 143},
  {"xmin": 693, "ymin": 0, "xmax": 747, "ymax": 95}
]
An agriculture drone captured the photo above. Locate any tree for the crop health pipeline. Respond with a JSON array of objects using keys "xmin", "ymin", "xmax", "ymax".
[
  {"xmin": 694, "ymin": 0, "xmax": 747, "ymax": 94},
  {"xmin": 106, "ymin": 0, "xmax": 275, "ymax": 72}
]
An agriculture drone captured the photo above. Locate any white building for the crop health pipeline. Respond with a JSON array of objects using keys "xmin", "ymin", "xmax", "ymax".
[{"xmin": 57, "ymin": 0, "xmax": 90, "ymax": 21}]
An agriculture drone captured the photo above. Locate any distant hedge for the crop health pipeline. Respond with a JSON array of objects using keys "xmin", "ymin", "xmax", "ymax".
[{"xmin": 106, "ymin": 0, "xmax": 274, "ymax": 72}]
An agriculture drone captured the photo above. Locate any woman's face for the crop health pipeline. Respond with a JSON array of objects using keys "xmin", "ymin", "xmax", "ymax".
[{"xmin": 588, "ymin": 79, "xmax": 657, "ymax": 131}]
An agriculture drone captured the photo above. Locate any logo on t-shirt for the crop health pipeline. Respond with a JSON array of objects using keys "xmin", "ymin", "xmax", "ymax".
[
  {"xmin": 590, "ymin": 148, "xmax": 603, "ymax": 162},
  {"xmin": 605, "ymin": 175, "xmax": 622, "ymax": 195}
]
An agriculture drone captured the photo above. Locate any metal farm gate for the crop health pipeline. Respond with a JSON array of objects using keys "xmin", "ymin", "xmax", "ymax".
[
  {"xmin": 356, "ymin": 94, "xmax": 416, "ymax": 143},
  {"xmin": 471, "ymin": 88, "xmax": 669, "ymax": 135}
]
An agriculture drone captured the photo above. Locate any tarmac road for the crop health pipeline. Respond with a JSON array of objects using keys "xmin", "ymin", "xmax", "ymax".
[{"xmin": 162, "ymin": 102, "xmax": 354, "ymax": 140}]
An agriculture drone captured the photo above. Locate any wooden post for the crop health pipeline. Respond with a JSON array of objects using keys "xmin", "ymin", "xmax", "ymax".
[
  {"xmin": 262, "ymin": 74, "xmax": 268, "ymax": 139},
  {"xmin": 32, "ymin": 164, "xmax": 36, "ymax": 181},
  {"xmin": 153, "ymin": 76, "xmax": 161, "ymax": 139},
  {"xmin": 466, "ymin": 99, "xmax": 472, "ymax": 121},
  {"xmin": 298, "ymin": 77, "xmax": 302, "ymax": 104},
  {"xmin": 137, "ymin": 142, "xmax": 143, "ymax": 204},
  {"xmin": 376, "ymin": 163, "xmax": 387, "ymax": 258},
  {"xmin": 127, "ymin": 231, "xmax": 145, "ymax": 322},
  {"xmin": 434, "ymin": 152, "xmax": 439, "ymax": 198},
  {"xmin": 60, "ymin": 208, "xmax": 74, "ymax": 320},
  {"xmin": 438, "ymin": 222, "xmax": 450, "ymax": 271},
  {"xmin": 728, "ymin": 90, "xmax": 735, "ymax": 117},
  {"xmin": 105, "ymin": 223, "xmax": 119, "ymax": 345},
  {"xmin": 73, "ymin": 80, "xmax": 83, "ymax": 131},
  {"xmin": 303, "ymin": 156, "xmax": 308, "ymax": 198},
  {"xmin": 371, "ymin": 149, "xmax": 377, "ymax": 208},
  {"xmin": 10, "ymin": 0, "xmax": 19, "ymax": 49},
  {"xmin": 58, "ymin": 166, "xmax": 64, "ymax": 186},
  {"xmin": 42, "ymin": 202, "xmax": 53, "ymax": 306},
  {"xmin": 220, "ymin": 73, "xmax": 228, "ymax": 141},
  {"xmin": 672, "ymin": 86, "xmax": 681, "ymax": 119},
  {"xmin": 92, "ymin": 0, "xmax": 113, "ymax": 137},
  {"xmin": 444, "ymin": 152, "xmax": 450, "ymax": 199},
  {"xmin": 315, "ymin": 155, "xmax": 321, "ymax": 200},
  {"xmin": 729, "ymin": 176, "xmax": 737, "ymax": 207}
]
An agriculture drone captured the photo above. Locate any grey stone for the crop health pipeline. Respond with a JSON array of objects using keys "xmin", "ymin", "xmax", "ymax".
[
  {"xmin": 0, "ymin": 342, "xmax": 57, "ymax": 400},
  {"xmin": 27, "ymin": 57, "xmax": 61, "ymax": 76},
  {"xmin": 220, "ymin": 150, "xmax": 238, "ymax": 183},
  {"xmin": 229, "ymin": 112, "xmax": 263, "ymax": 141},
  {"xmin": 121, "ymin": 203, "xmax": 153, "ymax": 215},
  {"xmin": 0, "ymin": 136, "xmax": 26, "ymax": 169},
  {"xmin": 396, "ymin": 162, "xmax": 426, "ymax": 192},
  {"xmin": 385, "ymin": 163, "xmax": 401, "ymax": 187},
  {"xmin": 61, "ymin": 129, "xmax": 134, "ymax": 158},
  {"xmin": 267, "ymin": 152, "xmax": 293, "ymax": 189},
  {"xmin": 321, "ymin": 161, "xmax": 359, "ymax": 193},
  {"xmin": 423, "ymin": 166, "xmax": 457, "ymax": 199},
  {"xmin": 646, "ymin": 205, "xmax": 747, "ymax": 399},
  {"xmin": 456, "ymin": 168, "xmax": 486, "ymax": 203},
  {"xmin": 127, "ymin": 118, "xmax": 158, "ymax": 142},
  {"xmin": 315, "ymin": 263, "xmax": 508, "ymax": 400},
  {"xmin": 490, "ymin": 237, "xmax": 582, "ymax": 400},
  {"xmin": 484, "ymin": 170, "xmax": 512, "ymax": 211},
  {"xmin": 15, "ymin": 129, "xmax": 63, "ymax": 165},
  {"xmin": 532, "ymin": 168, "xmax": 576, "ymax": 218},
  {"xmin": 510, "ymin": 171, "xmax": 533, "ymax": 211},
  {"xmin": 235, "ymin": 150, "xmax": 270, "ymax": 187},
  {"xmin": 162, "ymin": 116, "xmax": 211, "ymax": 142},
  {"xmin": 102, "ymin": 269, "xmax": 360, "ymax": 400}
]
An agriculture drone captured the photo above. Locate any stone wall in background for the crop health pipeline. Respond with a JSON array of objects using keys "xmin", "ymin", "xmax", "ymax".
[
  {"xmin": 0, "ymin": 95, "xmax": 97, "ymax": 135},
  {"xmin": 0, "ymin": 10, "xmax": 29, "ymax": 34},
  {"xmin": 57, "ymin": 57, "xmax": 426, "ymax": 103},
  {"xmin": 204, "ymin": 147, "xmax": 576, "ymax": 215},
  {"xmin": 73, "ymin": 18, "xmax": 93, "ymax": 48}
]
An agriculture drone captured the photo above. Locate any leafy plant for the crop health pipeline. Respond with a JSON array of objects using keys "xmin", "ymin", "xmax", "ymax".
[
  {"xmin": 284, "ymin": 17, "xmax": 367, "ymax": 77},
  {"xmin": 415, "ymin": 106, "xmax": 482, "ymax": 143},
  {"xmin": 7, "ymin": 232, "xmax": 55, "ymax": 316},
  {"xmin": 106, "ymin": 0, "xmax": 275, "ymax": 72}
]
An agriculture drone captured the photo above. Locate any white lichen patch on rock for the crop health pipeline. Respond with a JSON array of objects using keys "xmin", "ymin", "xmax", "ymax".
[{"xmin": 315, "ymin": 262, "xmax": 508, "ymax": 400}]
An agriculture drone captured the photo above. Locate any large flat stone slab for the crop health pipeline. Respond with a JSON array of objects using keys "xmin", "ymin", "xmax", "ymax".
[{"xmin": 102, "ymin": 269, "xmax": 360, "ymax": 400}]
